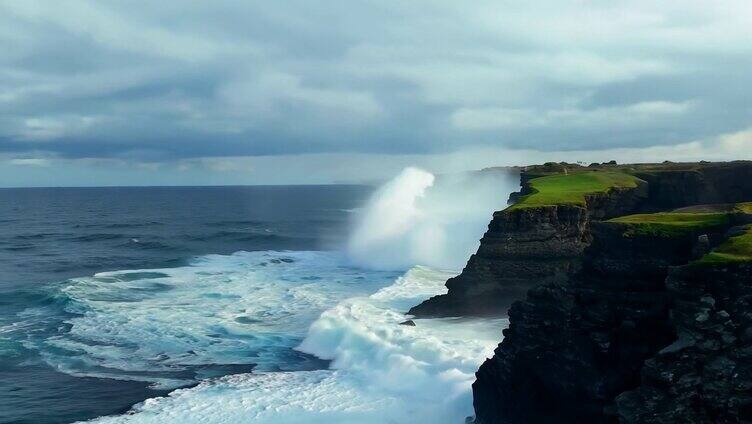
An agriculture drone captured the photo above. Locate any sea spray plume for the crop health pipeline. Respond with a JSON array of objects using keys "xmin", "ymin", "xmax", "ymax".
[
  {"xmin": 347, "ymin": 166, "xmax": 518, "ymax": 270},
  {"xmin": 347, "ymin": 167, "xmax": 435, "ymax": 269}
]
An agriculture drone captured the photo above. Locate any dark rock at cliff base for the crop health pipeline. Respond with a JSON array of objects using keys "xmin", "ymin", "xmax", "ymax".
[
  {"xmin": 399, "ymin": 320, "xmax": 416, "ymax": 326},
  {"xmin": 615, "ymin": 263, "xmax": 752, "ymax": 423}
]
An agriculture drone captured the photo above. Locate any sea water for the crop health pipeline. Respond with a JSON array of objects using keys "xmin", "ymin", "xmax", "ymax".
[{"xmin": 0, "ymin": 170, "xmax": 517, "ymax": 424}]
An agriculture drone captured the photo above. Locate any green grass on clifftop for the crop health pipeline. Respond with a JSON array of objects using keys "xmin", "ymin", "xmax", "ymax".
[
  {"xmin": 698, "ymin": 225, "xmax": 752, "ymax": 265},
  {"xmin": 608, "ymin": 212, "xmax": 731, "ymax": 237},
  {"xmin": 510, "ymin": 171, "xmax": 641, "ymax": 209}
]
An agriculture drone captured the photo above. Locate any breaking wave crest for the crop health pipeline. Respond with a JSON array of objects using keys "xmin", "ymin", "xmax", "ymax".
[{"xmin": 86, "ymin": 266, "xmax": 507, "ymax": 424}]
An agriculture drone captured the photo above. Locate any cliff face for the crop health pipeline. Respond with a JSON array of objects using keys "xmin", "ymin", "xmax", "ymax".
[
  {"xmin": 472, "ymin": 222, "xmax": 718, "ymax": 423},
  {"xmin": 409, "ymin": 182, "xmax": 648, "ymax": 317},
  {"xmin": 616, "ymin": 263, "xmax": 752, "ymax": 423},
  {"xmin": 634, "ymin": 163, "xmax": 752, "ymax": 211},
  {"xmin": 466, "ymin": 161, "xmax": 752, "ymax": 424},
  {"xmin": 409, "ymin": 205, "xmax": 588, "ymax": 317}
]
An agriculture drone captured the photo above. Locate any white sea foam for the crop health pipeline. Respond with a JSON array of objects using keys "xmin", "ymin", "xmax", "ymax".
[
  {"xmin": 27, "ymin": 251, "xmax": 398, "ymax": 388},
  {"xmin": 347, "ymin": 167, "xmax": 517, "ymax": 270},
  {"xmin": 86, "ymin": 266, "xmax": 507, "ymax": 424}
]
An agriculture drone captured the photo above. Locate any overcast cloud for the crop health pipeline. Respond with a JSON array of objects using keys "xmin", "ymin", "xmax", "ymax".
[{"xmin": 1, "ymin": 1, "xmax": 752, "ymax": 185}]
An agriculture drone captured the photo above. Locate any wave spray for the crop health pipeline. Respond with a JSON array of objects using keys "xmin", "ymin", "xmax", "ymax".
[{"xmin": 347, "ymin": 166, "xmax": 518, "ymax": 270}]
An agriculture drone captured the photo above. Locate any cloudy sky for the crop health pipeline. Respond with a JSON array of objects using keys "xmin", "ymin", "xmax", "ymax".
[{"xmin": 2, "ymin": 1, "xmax": 752, "ymax": 186}]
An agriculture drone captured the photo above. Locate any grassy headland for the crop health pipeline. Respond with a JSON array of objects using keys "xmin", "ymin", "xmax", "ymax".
[
  {"xmin": 608, "ymin": 212, "xmax": 731, "ymax": 237},
  {"xmin": 698, "ymin": 225, "xmax": 752, "ymax": 265},
  {"xmin": 609, "ymin": 202, "xmax": 752, "ymax": 239},
  {"xmin": 510, "ymin": 171, "xmax": 641, "ymax": 209}
]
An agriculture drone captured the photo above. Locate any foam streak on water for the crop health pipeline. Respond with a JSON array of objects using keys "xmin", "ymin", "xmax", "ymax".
[
  {"xmin": 20, "ymin": 251, "xmax": 398, "ymax": 389},
  {"xmin": 86, "ymin": 265, "xmax": 507, "ymax": 424}
]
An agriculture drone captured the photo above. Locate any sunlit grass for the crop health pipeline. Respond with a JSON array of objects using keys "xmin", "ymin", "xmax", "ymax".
[
  {"xmin": 510, "ymin": 171, "xmax": 641, "ymax": 209},
  {"xmin": 698, "ymin": 225, "xmax": 752, "ymax": 265},
  {"xmin": 608, "ymin": 212, "xmax": 731, "ymax": 237}
]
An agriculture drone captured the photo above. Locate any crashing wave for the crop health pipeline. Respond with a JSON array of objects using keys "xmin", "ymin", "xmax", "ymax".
[{"xmin": 86, "ymin": 266, "xmax": 507, "ymax": 423}]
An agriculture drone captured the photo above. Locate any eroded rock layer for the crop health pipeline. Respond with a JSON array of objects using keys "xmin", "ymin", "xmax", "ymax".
[
  {"xmin": 409, "ymin": 183, "xmax": 647, "ymax": 317},
  {"xmin": 409, "ymin": 204, "xmax": 589, "ymax": 317},
  {"xmin": 472, "ymin": 219, "xmax": 728, "ymax": 423},
  {"xmin": 616, "ymin": 263, "xmax": 752, "ymax": 423}
]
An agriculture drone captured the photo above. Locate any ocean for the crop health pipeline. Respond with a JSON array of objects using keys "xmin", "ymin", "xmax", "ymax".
[{"xmin": 0, "ymin": 172, "xmax": 513, "ymax": 424}]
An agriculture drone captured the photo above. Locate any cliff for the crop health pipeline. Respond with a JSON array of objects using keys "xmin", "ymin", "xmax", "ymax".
[
  {"xmin": 632, "ymin": 163, "xmax": 752, "ymax": 210},
  {"xmin": 613, "ymin": 261, "xmax": 752, "ymax": 423},
  {"xmin": 409, "ymin": 169, "xmax": 648, "ymax": 317},
  {"xmin": 408, "ymin": 204, "xmax": 590, "ymax": 317},
  {"xmin": 473, "ymin": 211, "xmax": 744, "ymax": 423},
  {"xmin": 411, "ymin": 161, "xmax": 752, "ymax": 318},
  {"xmin": 460, "ymin": 160, "xmax": 752, "ymax": 423},
  {"xmin": 616, "ymin": 224, "xmax": 752, "ymax": 423}
]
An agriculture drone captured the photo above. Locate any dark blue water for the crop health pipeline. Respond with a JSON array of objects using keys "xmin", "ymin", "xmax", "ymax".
[{"xmin": 0, "ymin": 185, "xmax": 372, "ymax": 424}]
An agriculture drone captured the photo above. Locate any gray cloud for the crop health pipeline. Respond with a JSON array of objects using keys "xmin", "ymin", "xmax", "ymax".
[{"xmin": 1, "ymin": 0, "xmax": 751, "ymax": 168}]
